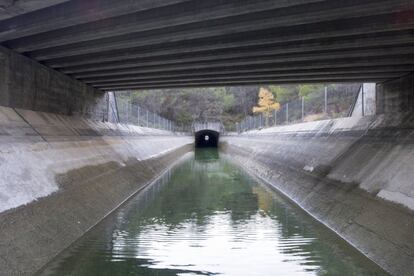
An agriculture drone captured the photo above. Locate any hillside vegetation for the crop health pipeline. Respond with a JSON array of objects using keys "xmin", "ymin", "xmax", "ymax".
[{"xmin": 117, "ymin": 83, "xmax": 360, "ymax": 129}]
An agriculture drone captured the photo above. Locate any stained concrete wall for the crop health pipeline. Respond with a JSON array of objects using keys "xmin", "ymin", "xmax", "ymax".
[
  {"xmin": 221, "ymin": 112, "xmax": 414, "ymax": 275},
  {"xmin": 351, "ymin": 83, "xmax": 376, "ymax": 117},
  {"xmin": 0, "ymin": 106, "xmax": 193, "ymax": 275},
  {"xmin": 376, "ymin": 73, "xmax": 414, "ymax": 114},
  {"xmin": 0, "ymin": 45, "xmax": 106, "ymax": 119}
]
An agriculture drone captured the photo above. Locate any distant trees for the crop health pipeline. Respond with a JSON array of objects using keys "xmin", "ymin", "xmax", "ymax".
[
  {"xmin": 117, "ymin": 86, "xmax": 253, "ymax": 129},
  {"xmin": 117, "ymin": 83, "xmax": 360, "ymax": 129}
]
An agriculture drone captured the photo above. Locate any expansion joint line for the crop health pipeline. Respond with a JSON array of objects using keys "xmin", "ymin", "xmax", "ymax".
[{"xmin": 13, "ymin": 108, "xmax": 48, "ymax": 143}]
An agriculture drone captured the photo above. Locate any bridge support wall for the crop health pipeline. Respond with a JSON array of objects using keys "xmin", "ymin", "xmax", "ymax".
[
  {"xmin": 0, "ymin": 45, "xmax": 106, "ymax": 119},
  {"xmin": 376, "ymin": 73, "xmax": 414, "ymax": 114}
]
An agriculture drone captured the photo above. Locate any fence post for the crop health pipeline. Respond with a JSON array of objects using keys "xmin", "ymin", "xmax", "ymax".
[
  {"xmin": 361, "ymin": 84, "xmax": 365, "ymax": 116},
  {"xmin": 259, "ymin": 114, "xmax": 261, "ymax": 128},
  {"xmin": 274, "ymin": 109, "xmax": 277, "ymax": 126},
  {"xmin": 137, "ymin": 106, "xmax": 140, "ymax": 126},
  {"xmin": 105, "ymin": 92, "xmax": 109, "ymax": 122},
  {"xmin": 301, "ymin": 97, "xmax": 304, "ymax": 121},
  {"xmin": 126, "ymin": 101, "xmax": 129, "ymax": 124},
  {"xmin": 286, "ymin": 103, "xmax": 289, "ymax": 123},
  {"xmin": 324, "ymin": 86, "xmax": 328, "ymax": 114},
  {"xmin": 146, "ymin": 110, "xmax": 149, "ymax": 127}
]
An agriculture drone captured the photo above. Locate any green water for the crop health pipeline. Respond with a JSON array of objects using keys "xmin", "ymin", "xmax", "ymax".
[{"xmin": 37, "ymin": 149, "xmax": 387, "ymax": 276}]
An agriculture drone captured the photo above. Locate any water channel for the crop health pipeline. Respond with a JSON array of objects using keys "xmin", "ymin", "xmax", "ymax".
[{"xmin": 37, "ymin": 149, "xmax": 387, "ymax": 275}]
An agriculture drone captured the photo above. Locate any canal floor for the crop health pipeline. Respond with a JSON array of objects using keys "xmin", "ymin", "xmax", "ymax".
[{"xmin": 37, "ymin": 149, "xmax": 387, "ymax": 275}]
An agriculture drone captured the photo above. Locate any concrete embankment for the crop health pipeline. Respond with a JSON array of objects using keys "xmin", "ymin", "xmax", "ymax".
[
  {"xmin": 222, "ymin": 114, "xmax": 414, "ymax": 276},
  {"xmin": 0, "ymin": 106, "xmax": 192, "ymax": 276}
]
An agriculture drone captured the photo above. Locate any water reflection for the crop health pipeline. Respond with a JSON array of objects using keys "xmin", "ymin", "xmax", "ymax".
[{"xmin": 37, "ymin": 149, "xmax": 387, "ymax": 276}]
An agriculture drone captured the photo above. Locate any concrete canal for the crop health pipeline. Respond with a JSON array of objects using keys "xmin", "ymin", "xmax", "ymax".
[{"xmin": 37, "ymin": 149, "xmax": 386, "ymax": 276}]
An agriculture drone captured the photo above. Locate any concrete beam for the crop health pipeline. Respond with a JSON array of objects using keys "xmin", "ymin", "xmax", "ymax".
[
  {"xmin": 73, "ymin": 54, "xmax": 414, "ymax": 79},
  {"xmin": 60, "ymin": 44, "xmax": 414, "ymax": 74},
  {"xmin": 4, "ymin": 0, "xmax": 326, "ymax": 51},
  {"xmin": 101, "ymin": 77, "xmax": 391, "ymax": 91},
  {"xmin": 81, "ymin": 58, "xmax": 414, "ymax": 84},
  {"xmin": 0, "ymin": 0, "xmax": 69, "ymax": 20},
  {"xmin": 48, "ymin": 31, "xmax": 414, "ymax": 69},
  {"xmin": 0, "ymin": 0, "xmax": 189, "ymax": 41},
  {"xmin": 100, "ymin": 73, "xmax": 401, "ymax": 86},
  {"xmin": 96, "ymin": 74, "xmax": 405, "ymax": 90},
  {"xmin": 27, "ymin": 12, "xmax": 414, "ymax": 61},
  {"xmin": 92, "ymin": 70, "xmax": 413, "ymax": 88}
]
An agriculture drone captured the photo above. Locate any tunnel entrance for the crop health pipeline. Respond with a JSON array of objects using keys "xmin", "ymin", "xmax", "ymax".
[{"xmin": 195, "ymin": 130, "xmax": 219, "ymax": 148}]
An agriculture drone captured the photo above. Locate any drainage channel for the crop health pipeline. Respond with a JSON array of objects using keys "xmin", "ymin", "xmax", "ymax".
[{"xmin": 36, "ymin": 149, "xmax": 387, "ymax": 276}]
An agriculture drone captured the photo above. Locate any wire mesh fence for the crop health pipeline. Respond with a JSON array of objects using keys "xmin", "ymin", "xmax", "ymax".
[
  {"xmin": 237, "ymin": 85, "xmax": 361, "ymax": 133},
  {"xmin": 115, "ymin": 96, "xmax": 178, "ymax": 131}
]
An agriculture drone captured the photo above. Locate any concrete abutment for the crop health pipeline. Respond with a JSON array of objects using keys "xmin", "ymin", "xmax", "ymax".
[
  {"xmin": 376, "ymin": 73, "xmax": 414, "ymax": 115},
  {"xmin": 0, "ymin": 45, "xmax": 106, "ymax": 119}
]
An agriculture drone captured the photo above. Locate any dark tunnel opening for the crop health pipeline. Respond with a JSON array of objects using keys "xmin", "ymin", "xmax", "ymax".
[{"xmin": 195, "ymin": 130, "xmax": 219, "ymax": 148}]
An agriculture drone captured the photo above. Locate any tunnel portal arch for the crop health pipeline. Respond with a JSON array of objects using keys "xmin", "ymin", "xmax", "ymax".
[{"xmin": 195, "ymin": 130, "xmax": 219, "ymax": 148}]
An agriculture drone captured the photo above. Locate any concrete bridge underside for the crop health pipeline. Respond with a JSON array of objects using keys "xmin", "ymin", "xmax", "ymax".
[{"xmin": 0, "ymin": 0, "xmax": 413, "ymax": 91}]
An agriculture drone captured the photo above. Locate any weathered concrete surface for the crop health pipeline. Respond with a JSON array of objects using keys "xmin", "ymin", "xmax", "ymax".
[
  {"xmin": 377, "ymin": 73, "xmax": 414, "ymax": 114},
  {"xmin": 0, "ymin": 106, "xmax": 192, "ymax": 275},
  {"xmin": 1, "ymin": 0, "xmax": 413, "ymax": 89},
  {"xmin": 351, "ymin": 83, "xmax": 376, "ymax": 117},
  {"xmin": 0, "ymin": 45, "xmax": 105, "ymax": 118},
  {"xmin": 0, "ymin": 0, "xmax": 69, "ymax": 20},
  {"xmin": 221, "ymin": 113, "xmax": 414, "ymax": 275}
]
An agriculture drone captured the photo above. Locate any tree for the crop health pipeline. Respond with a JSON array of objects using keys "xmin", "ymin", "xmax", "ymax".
[{"xmin": 252, "ymin": 87, "xmax": 280, "ymax": 126}]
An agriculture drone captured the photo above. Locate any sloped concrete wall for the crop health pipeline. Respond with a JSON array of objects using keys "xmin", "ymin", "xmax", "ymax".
[
  {"xmin": 0, "ymin": 106, "xmax": 192, "ymax": 275},
  {"xmin": 222, "ymin": 113, "xmax": 414, "ymax": 275}
]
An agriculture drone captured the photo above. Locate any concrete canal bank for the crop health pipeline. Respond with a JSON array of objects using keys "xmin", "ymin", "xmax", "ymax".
[
  {"xmin": 0, "ymin": 106, "xmax": 192, "ymax": 275},
  {"xmin": 221, "ymin": 113, "xmax": 414, "ymax": 276}
]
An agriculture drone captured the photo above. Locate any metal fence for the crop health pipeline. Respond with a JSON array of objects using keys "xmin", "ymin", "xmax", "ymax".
[
  {"xmin": 237, "ymin": 85, "xmax": 360, "ymax": 132},
  {"xmin": 115, "ymin": 96, "xmax": 177, "ymax": 131}
]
